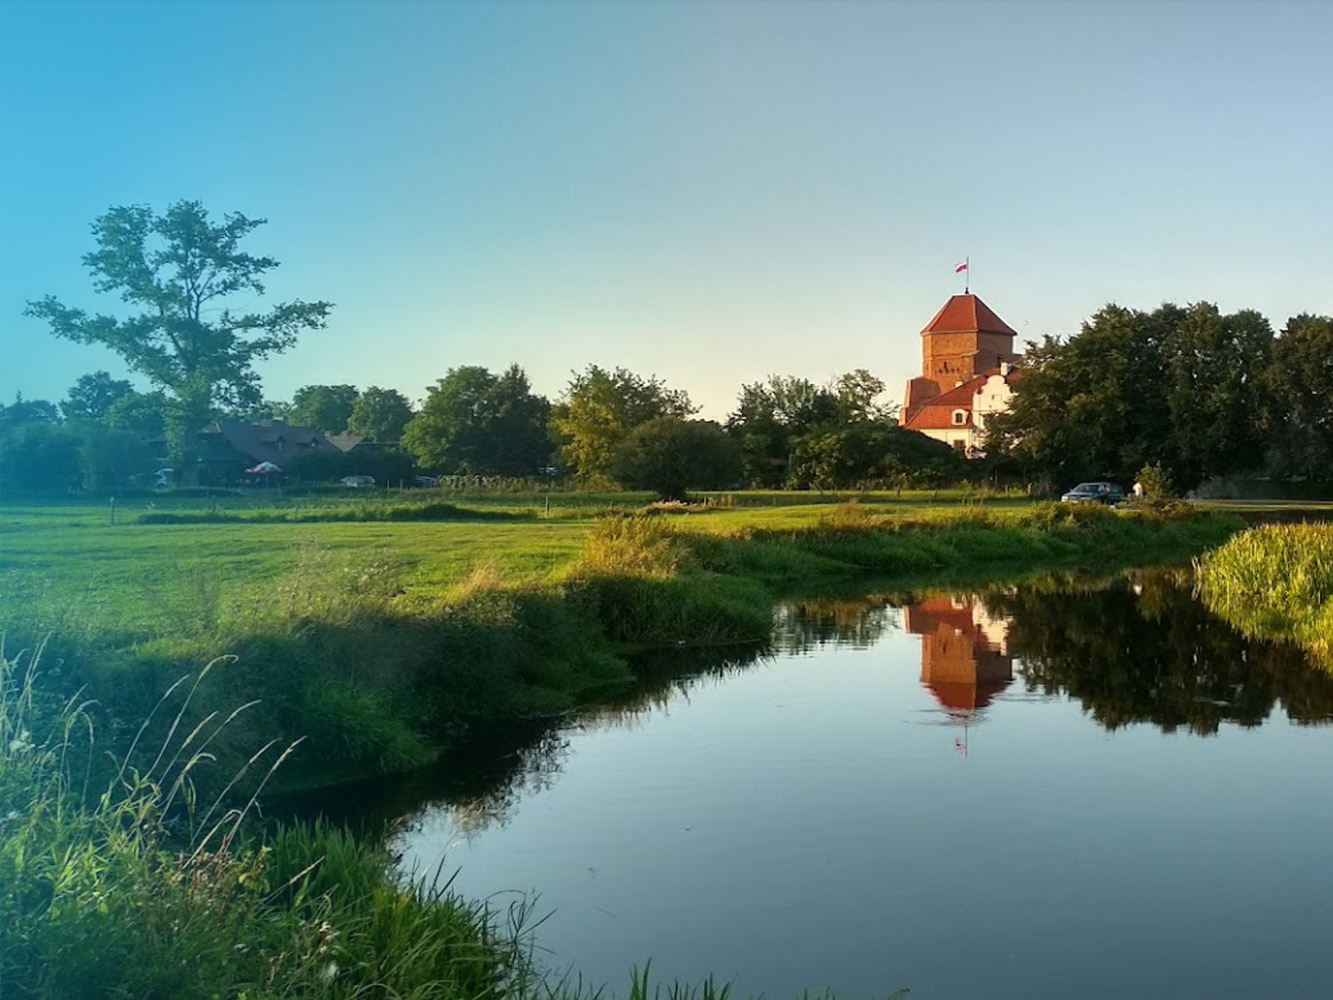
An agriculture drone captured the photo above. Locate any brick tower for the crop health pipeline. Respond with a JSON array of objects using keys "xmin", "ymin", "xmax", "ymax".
[{"xmin": 901, "ymin": 294, "xmax": 1019, "ymax": 423}]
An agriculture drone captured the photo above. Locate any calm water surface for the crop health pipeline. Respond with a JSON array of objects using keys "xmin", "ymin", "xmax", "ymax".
[{"xmin": 379, "ymin": 569, "xmax": 1333, "ymax": 999}]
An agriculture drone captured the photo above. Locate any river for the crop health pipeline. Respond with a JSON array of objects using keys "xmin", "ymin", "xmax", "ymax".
[{"xmin": 336, "ymin": 567, "xmax": 1333, "ymax": 998}]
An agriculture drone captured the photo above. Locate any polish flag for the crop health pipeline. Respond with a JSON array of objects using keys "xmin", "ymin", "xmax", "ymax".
[{"xmin": 954, "ymin": 260, "xmax": 969, "ymax": 274}]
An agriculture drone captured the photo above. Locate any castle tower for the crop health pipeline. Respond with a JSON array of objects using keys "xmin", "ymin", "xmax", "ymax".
[{"xmin": 901, "ymin": 294, "xmax": 1019, "ymax": 422}]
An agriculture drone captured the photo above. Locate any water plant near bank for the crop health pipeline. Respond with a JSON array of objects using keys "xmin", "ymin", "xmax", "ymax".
[{"xmin": 1197, "ymin": 522, "xmax": 1333, "ymax": 664}]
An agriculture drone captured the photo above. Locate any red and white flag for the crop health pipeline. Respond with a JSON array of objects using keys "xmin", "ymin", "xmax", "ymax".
[{"xmin": 954, "ymin": 259, "xmax": 969, "ymax": 274}]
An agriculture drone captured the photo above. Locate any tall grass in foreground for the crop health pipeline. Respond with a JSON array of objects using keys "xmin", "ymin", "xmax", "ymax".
[
  {"xmin": 1197, "ymin": 523, "xmax": 1333, "ymax": 664},
  {"xmin": 0, "ymin": 643, "xmax": 531, "ymax": 1000}
]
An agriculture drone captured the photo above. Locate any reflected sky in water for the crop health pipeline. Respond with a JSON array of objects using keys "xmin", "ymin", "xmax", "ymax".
[{"xmin": 392, "ymin": 570, "xmax": 1333, "ymax": 998}]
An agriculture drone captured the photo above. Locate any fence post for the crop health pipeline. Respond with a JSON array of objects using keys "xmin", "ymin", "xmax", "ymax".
[{"xmin": 109, "ymin": 496, "xmax": 116, "ymax": 525}]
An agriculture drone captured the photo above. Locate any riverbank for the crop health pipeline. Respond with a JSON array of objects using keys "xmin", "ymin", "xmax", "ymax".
[{"xmin": 1, "ymin": 498, "xmax": 1244, "ymax": 793}]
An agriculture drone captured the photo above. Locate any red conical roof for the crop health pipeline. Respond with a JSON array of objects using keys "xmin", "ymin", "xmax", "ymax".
[{"xmin": 921, "ymin": 294, "xmax": 1017, "ymax": 337}]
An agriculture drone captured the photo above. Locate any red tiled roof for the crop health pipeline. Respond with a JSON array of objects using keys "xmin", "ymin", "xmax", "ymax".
[
  {"xmin": 901, "ymin": 368, "xmax": 1022, "ymax": 431},
  {"xmin": 902, "ymin": 374, "xmax": 985, "ymax": 431},
  {"xmin": 921, "ymin": 294, "xmax": 1018, "ymax": 337}
]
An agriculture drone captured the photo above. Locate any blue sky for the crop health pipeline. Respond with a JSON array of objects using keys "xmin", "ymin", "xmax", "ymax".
[{"xmin": 2, "ymin": 0, "xmax": 1330, "ymax": 420}]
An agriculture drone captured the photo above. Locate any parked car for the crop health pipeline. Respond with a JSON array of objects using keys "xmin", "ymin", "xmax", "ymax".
[
  {"xmin": 414, "ymin": 475, "xmax": 439, "ymax": 488},
  {"xmin": 1060, "ymin": 481, "xmax": 1125, "ymax": 505},
  {"xmin": 339, "ymin": 475, "xmax": 376, "ymax": 488}
]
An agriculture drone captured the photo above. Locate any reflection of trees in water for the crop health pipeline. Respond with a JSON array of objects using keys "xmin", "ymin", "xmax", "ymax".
[
  {"xmin": 772, "ymin": 596, "xmax": 901, "ymax": 653},
  {"xmin": 989, "ymin": 567, "xmax": 1333, "ymax": 734}
]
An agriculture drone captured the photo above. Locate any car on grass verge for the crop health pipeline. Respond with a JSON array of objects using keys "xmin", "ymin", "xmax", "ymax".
[
  {"xmin": 339, "ymin": 475, "xmax": 376, "ymax": 488},
  {"xmin": 1061, "ymin": 481, "xmax": 1125, "ymax": 505}
]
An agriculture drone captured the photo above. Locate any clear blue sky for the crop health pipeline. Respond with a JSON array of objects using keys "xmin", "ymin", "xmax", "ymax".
[{"xmin": 2, "ymin": 0, "xmax": 1330, "ymax": 420}]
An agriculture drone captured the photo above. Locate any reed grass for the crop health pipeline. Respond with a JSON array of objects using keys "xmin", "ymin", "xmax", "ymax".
[{"xmin": 1197, "ymin": 523, "xmax": 1333, "ymax": 663}]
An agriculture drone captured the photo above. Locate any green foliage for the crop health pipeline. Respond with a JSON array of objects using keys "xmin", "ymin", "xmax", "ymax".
[
  {"xmin": 990, "ymin": 301, "xmax": 1296, "ymax": 491},
  {"xmin": 1135, "ymin": 462, "xmax": 1173, "ymax": 500},
  {"xmin": 0, "ymin": 646, "xmax": 531, "ymax": 999},
  {"xmin": 402, "ymin": 364, "xmax": 551, "ymax": 475},
  {"xmin": 60, "ymin": 371, "xmax": 134, "ymax": 422},
  {"xmin": 610, "ymin": 417, "xmax": 742, "ymax": 499},
  {"xmin": 346, "ymin": 386, "xmax": 414, "ymax": 442},
  {"xmin": 1162, "ymin": 303, "xmax": 1271, "ymax": 488},
  {"xmin": 24, "ymin": 200, "xmax": 333, "ymax": 464},
  {"xmin": 787, "ymin": 422, "xmax": 964, "ymax": 491},
  {"xmin": 104, "ymin": 389, "xmax": 168, "ymax": 438},
  {"xmin": 0, "ymin": 423, "xmax": 84, "ymax": 492},
  {"xmin": 725, "ymin": 375, "xmax": 840, "ymax": 487},
  {"xmin": 1198, "ymin": 524, "xmax": 1333, "ymax": 664},
  {"xmin": 552, "ymin": 365, "xmax": 695, "ymax": 481},
  {"xmin": 1261, "ymin": 314, "xmax": 1333, "ymax": 480},
  {"xmin": 285, "ymin": 445, "xmax": 417, "ymax": 485},
  {"xmin": 725, "ymin": 372, "xmax": 900, "ymax": 489},
  {"xmin": 78, "ymin": 425, "xmax": 156, "ymax": 490},
  {"xmin": 288, "ymin": 384, "xmax": 359, "ymax": 435},
  {"xmin": 0, "ymin": 395, "xmax": 62, "ymax": 438}
]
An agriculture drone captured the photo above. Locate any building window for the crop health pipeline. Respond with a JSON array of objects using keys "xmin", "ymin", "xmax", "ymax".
[
  {"xmin": 952, "ymin": 409, "xmax": 968, "ymax": 426},
  {"xmin": 952, "ymin": 439, "xmax": 966, "ymax": 452}
]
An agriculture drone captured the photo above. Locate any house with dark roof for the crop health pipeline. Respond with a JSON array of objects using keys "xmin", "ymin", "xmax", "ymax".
[
  {"xmin": 194, "ymin": 420, "xmax": 341, "ymax": 483},
  {"xmin": 899, "ymin": 293, "xmax": 1022, "ymax": 456}
]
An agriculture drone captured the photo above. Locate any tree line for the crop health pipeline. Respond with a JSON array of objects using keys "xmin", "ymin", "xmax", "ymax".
[
  {"xmin": 9, "ymin": 200, "xmax": 1331, "ymax": 497},
  {"xmin": 987, "ymin": 302, "xmax": 1333, "ymax": 493},
  {"xmin": 0, "ymin": 360, "xmax": 971, "ymax": 497},
  {"xmin": 7, "ymin": 200, "xmax": 966, "ymax": 497}
]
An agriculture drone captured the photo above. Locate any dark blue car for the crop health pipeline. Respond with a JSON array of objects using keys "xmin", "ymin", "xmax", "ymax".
[{"xmin": 1060, "ymin": 481, "xmax": 1125, "ymax": 504}]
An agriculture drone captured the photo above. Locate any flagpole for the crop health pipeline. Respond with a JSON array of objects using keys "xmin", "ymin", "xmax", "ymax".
[{"xmin": 965, "ymin": 256, "xmax": 970, "ymax": 295}]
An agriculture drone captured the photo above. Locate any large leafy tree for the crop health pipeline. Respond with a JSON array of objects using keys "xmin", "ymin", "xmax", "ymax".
[
  {"xmin": 609, "ymin": 417, "xmax": 742, "ymax": 499},
  {"xmin": 25, "ymin": 200, "xmax": 332, "ymax": 463},
  {"xmin": 105, "ymin": 390, "xmax": 169, "ymax": 439},
  {"xmin": 1162, "ymin": 304, "xmax": 1271, "ymax": 488},
  {"xmin": 401, "ymin": 365, "xmax": 550, "ymax": 475},
  {"xmin": 725, "ymin": 375, "xmax": 840, "ymax": 487},
  {"xmin": 989, "ymin": 304, "xmax": 1181, "ymax": 487},
  {"xmin": 1260, "ymin": 314, "xmax": 1333, "ymax": 480},
  {"xmin": 0, "ymin": 395, "xmax": 62, "ymax": 439},
  {"xmin": 61, "ymin": 371, "xmax": 135, "ymax": 422},
  {"xmin": 347, "ymin": 387, "xmax": 414, "ymax": 443},
  {"xmin": 288, "ymin": 384, "xmax": 358, "ymax": 434},
  {"xmin": 551, "ymin": 366, "xmax": 694, "ymax": 481}
]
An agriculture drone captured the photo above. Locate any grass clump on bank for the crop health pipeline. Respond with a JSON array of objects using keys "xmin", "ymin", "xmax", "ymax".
[{"xmin": 1197, "ymin": 523, "xmax": 1333, "ymax": 663}]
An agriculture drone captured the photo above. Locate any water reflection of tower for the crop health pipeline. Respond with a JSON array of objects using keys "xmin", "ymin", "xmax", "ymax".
[{"xmin": 904, "ymin": 595, "xmax": 1014, "ymax": 751}]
